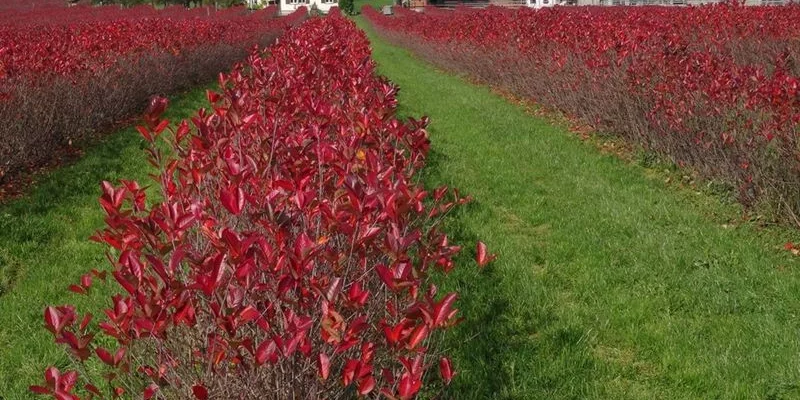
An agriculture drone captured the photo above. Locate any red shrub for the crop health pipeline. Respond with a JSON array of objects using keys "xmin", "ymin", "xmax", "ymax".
[
  {"xmin": 364, "ymin": 4, "xmax": 800, "ymax": 221},
  {"xmin": 32, "ymin": 11, "xmax": 488, "ymax": 399},
  {"xmin": 0, "ymin": 5, "xmax": 307, "ymax": 184},
  {"xmin": 0, "ymin": 5, "xmax": 292, "ymax": 79}
]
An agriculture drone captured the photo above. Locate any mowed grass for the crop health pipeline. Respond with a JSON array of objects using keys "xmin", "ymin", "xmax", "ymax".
[
  {"xmin": 356, "ymin": 17, "xmax": 800, "ymax": 399},
  {"xmin": 354, "ymin": 0, "xmax": 392, "ymax": 12},
  {"xmin": 0, "ymin": 86, "xmax": 211, "ymax": 398}
]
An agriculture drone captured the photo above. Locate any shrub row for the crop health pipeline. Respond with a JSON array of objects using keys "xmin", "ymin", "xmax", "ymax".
[
  {"xmin": 32, "ymin": 11, "xmax": 489, "ymax": 399},
  {"xmin": 364, "ymin": 4, "xmax": 800, "ymax": 222},
  {"xmin": 0, "ymin": 5, "xmax": 306, "ymax": 184},
  {"xmin": 0, "ymin": 5, "xmax": 291, "ymax": 79}
]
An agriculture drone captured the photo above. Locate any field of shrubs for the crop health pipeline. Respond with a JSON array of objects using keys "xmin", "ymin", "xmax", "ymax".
[
  {"xmin": 0, "ymin": 2, "xmax": 305, "ymax": 184},
  {"xmin": 5, "ymin": 0, "xmax": 800, "ymax": 398},
  {"xmin": 364, "ymin": 4, "xmax": 800, "ymax": 222},
  {"xmin": 27, "ymin": 10, "xmax": 488, "ymax": 399}
]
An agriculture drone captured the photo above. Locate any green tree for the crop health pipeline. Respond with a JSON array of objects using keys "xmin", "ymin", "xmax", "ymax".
[{"xmin": 339, "ymin": 0, "xmax": 353, "ymax": 14}]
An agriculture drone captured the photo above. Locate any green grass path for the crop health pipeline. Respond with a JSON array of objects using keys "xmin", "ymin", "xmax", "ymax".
[
  {"xmin": 0, "ymin": 86, "xmax": 211, "ymax": 397},
  {"xmin": 356, "ymin": 17, "xmax": 800, "ymax": 399}
]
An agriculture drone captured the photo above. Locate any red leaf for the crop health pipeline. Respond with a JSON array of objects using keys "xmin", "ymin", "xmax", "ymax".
[
  {"xmin": 375, "ymin": 264, "xmax": 395, "ymax": 290},
  {"xmin": 294, "ymin": 232, "xmax": 315, "ymax": 259},
  {"xmin": 476, "ymin": 241, "xmax": 497, "ymax": 268},
  {"xmin": 439, "ymin": 357, "xmax": 455, "ymax": 385},
  {"xmin": 85, "ymin": 384, "xmax": 102, "ymax": 396},
  {"xmin": 175, "ymin": 120, "xmax": 190, "ymax": 143},
  {"xmin": 68, "ymin": 285, "xmax": 86, "ymax": 295},
  {"xmin": 145, "ymin": 96, "xmax": 168, "ymax": 120},
  {"xmin": 29, "ymin": 386, "xmax": 50, "ymax": 395},
  {"xmin": 238, "ymin": 305, "xmax": 261, "ymax": 325},
  {"xmin": 174, "ymin": 301, "xmax": 196, "ymax": 327},
  {"xmin": 54, "ymin": 392, "xmax": 77, "ymax": 400},
  {"xmin": 219, "ymin": 184, "xmax": 245, "ymax": 215},
  {"xmin": 136, "ymin": 126, "xmax": 152, "ymax": 142},
  {"xmin": 153, "ymin": 119, "xmax": 170, "ymax": 135},
  {"xmin": 406, "ymin": 324, "xmax": 429, "ymax": 350},
  {"xmin": 192, "ymin": 384, "xmax": 208, "ymax": 400},
  {"xmin": 342, "ymin": 359, "xmax": 359, "ymax": 386},
  {"xmin": 95, "ymin": 347, "xmax": 114, "ymax": 366},
  {"xmin": 241, "ymin": 113, "xmax": 259, "ymax": 127},
  {"xmin": 347, "ymin": 282, "xmax": 369, "ymax": 307},
  {"xmin": 433, "ymin": 293, "xmax": 458, "ymax": 327},
  {"xmin": 358, "ymin": 226, "xmax": 381, "ymax": 244},
  {"xmin": 80, "ymin": 274, "xmax": 92, "ymax": 289},
  {"xmin": 44, "ymin": 366, "xmax": 60, "ymax": 383},
  {"xmin": 169, "ymin": 247, "xmax": 185, "ymax": 276},
  {"xmin": 358, "ymin": 376, "xmax": 376, "ymax": 395},
  {"xmin": 255, "ymin": 339, "xmax": 278, "ymax": 365},
  {"xmin": 146, "ymin": 255, "xmax": 170, "ymax": 284},
  {"xmin": 398, "ymin": 374, "xmax": 421, "ymax": 399},
  {"xmin": 62, "ymin": 370, "xmax": 78, "ymax": 388},
  {"xmin": 317, "ymin": 352, "xmax": 330, "ymax": 380},
  {"xmin": 79, "ymin": 313, "xmax": 92, "ymax": 331},
  {"xmin": 114, "ymin": 347, "xmax": 126, "ymax": 365},
  {"xmin": 326, "ymin": 277, "xmax": 342, "ymax": 302},
  {"xmin": 206, "ymin": 90, "xmax": 220, "ymax": 104},
  {"xmin": 382, "ymin": 320, "xmax": 405, "ymax": 347},
  {"xmin": 112, "ymin": 270, "xmax": 137, "ymax": 295},
  {"xmin": 143, "ymin": 383, "xmax": 159, "ymax": 399},
  {"xmin": 44, "ymin": 307, "xmax": 61, "ymax": 334}
]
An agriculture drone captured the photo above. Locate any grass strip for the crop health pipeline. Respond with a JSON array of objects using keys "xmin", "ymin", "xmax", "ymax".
[{"xmin": 356, "ymin": 16, "xmax": 800, "ymax": 399}]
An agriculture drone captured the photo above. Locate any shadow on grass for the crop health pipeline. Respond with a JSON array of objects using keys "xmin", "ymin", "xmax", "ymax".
[{"xmin": 422, "ymin": 148, "xmax": 595, "ymax": 399}]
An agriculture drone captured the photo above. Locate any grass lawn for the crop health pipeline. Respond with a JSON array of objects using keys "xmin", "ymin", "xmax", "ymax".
[
  {"xmin": 0, "ymin": 86, "xmax": 211, "ymax": 397},
  {"xmin": 355, "ymin": 17, "xmax": 800, "ymax": 399},
  {"xmin": 354, "ymin": 0, "xmax": 393, "ymax": 12}
]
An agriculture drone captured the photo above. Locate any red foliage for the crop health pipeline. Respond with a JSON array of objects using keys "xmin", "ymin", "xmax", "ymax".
[
  {"xmin": 0, "ymin": 5, "xmax": 290, "ymax": 80},
  {"xmin": 33, "ymin": 11, "xmax": 483, "ymax": 399},
  {"xmin": 364, "ymin": 4, "xmax": 800, "ymax": 221},
  {"xmin": 0, "ymin": 4, "xmax": 306, "ymax": 185}
]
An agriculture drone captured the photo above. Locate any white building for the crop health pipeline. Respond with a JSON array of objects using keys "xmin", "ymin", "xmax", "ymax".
[
  {"xmin": 247, "ymin": 0, "xmax": 338, "ymax": 14},
  {"xmin": 283, "ymin": 0, "xmax": 338, "ymax": 14},
  {"xmin": 525, "ymin": 0, "xmax": 556, "ymax": 8}
]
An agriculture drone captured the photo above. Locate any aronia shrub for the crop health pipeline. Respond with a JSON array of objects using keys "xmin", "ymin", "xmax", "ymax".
[
  {"xmin": 31, "ymin": 11, "xmax": 492, "ymax": 400},
  {"xmin": 0, "ymin": 5, "xmax": 306, "ymax": 184},
  {"xmin": 364, "ymin": 4, "xmax": 800, "ymax": 222}
]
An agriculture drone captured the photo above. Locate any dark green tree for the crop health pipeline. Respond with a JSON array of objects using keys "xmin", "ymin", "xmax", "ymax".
[{"xmin": 339, "ymin": 0, "xmax": 353, "ymax": 14}]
